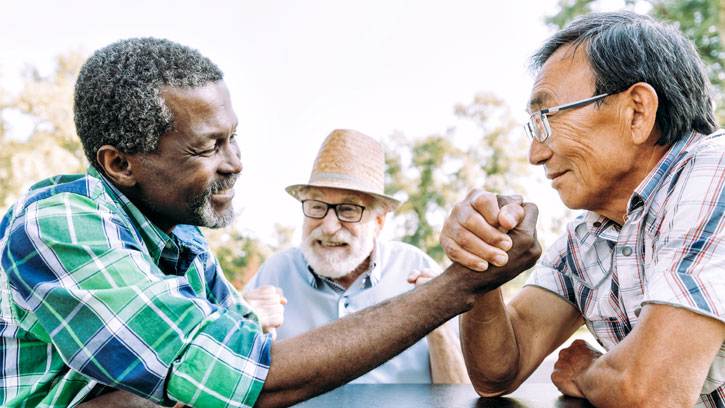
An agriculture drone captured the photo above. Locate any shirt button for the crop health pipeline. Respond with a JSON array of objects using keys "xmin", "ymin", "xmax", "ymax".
[
  {"xmin": 622, "ymin": 247, "xmax": 633, "ymax": 256},
  {"xmin": 593, "ymin": 221, "xmax": 601, "ymax": 228}
]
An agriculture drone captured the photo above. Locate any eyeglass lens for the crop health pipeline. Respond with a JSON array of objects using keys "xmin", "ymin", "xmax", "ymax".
[{"xmin": 527, "ymin": 113, "xmax": 548, "ymax": 142}]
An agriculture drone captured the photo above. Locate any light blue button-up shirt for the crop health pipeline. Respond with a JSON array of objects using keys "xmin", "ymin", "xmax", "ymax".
[{"xmin": 244, "ymin": 240, "xmax": 446, "ymax": 383}]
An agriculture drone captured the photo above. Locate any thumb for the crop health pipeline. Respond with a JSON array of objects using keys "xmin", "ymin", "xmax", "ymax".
[
  {"xmin": 496, "ymin": 194, "xmax": 524, "ymax": 232},
  {"xmin": 517, "ymin": 202, "xmax": 539, "ymax": 235}
]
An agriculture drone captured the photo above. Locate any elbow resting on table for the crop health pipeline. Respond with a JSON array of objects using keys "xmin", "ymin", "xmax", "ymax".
[{"xmin": 469, "ymin": 368, "xmax": 521, "ymax": 398}]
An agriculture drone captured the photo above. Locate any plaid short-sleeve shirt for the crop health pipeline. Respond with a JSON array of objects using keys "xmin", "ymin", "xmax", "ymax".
[
  {"xmin": 527, "ymin": 130, "xmax": 725, "ymax": 406},
  {"xmin": 0, "ymin": 167, "xmax": 271, "ymax": 407}
]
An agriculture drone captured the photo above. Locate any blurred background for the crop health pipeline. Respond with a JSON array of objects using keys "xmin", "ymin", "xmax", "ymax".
[{"xmin": 1, "ymin": 0, "xmax": 722, "ymax": 292}]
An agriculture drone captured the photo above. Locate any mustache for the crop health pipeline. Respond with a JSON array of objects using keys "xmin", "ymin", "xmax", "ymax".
[
  {"xmin": 306, "ymin": 227, "xmax": 354, "ymax": 245},
  {"xmin": 207, "ymin": 174, "xmax": 239, "ymax": 194}
]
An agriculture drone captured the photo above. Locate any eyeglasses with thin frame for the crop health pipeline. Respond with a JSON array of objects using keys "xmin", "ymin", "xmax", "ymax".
[
  {"xmin": 301, "ymin": 199, "xmax": 366, "ymax": 223},
  {"xmin": 524, "ymin": 93, "xmax": 610, "ymax": 143}
]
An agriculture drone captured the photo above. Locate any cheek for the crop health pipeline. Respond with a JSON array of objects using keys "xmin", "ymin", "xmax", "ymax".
[
  {"xmin": 346, "ymin": 225, "xmax": 364, "ymax": 240},
  {"xmin": 550, "ymin": 124, "xmax": 600, "ymax": 170},
  {"xmin": 301, "ymin": 219, "xmax": 319, "ymax": 237}
]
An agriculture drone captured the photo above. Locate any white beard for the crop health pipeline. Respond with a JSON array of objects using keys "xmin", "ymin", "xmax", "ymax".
[{"xmin": 301, "ymin": 221, "xmax": 376, "ymax": 280}]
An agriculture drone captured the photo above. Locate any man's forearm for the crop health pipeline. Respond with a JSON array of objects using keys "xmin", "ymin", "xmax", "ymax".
[
  {"xmin": 255, "ymin": 263, "xmax": 479, "ymax": 407},
  {"xmin": 574, "ymin": 348, "xmax": 696, "ymax": 408},
  {"xmin": 426, "ymin": 319, "xmax": 470, "ymax": 384},
  {"xmin": 461, "ymin": 287, "xmax": 520, "ymax": 396},
  {"xmin": 552, "ymin": 305, "xmax": 725, "ymax": 408}
]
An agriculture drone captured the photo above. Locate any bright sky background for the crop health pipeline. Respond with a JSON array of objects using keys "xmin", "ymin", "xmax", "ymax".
[{"xmin": 2, "ymin": 0, "xmax": 642, "ymax": 245}]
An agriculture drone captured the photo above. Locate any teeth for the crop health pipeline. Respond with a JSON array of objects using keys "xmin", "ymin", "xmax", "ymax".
[
  {"xmin": 320, "ymin": 241, "xmax": 345, "ymax": 247},
  {"xmin": 214, "ymin": 189, "xmax": 230, "ymax": 195}
]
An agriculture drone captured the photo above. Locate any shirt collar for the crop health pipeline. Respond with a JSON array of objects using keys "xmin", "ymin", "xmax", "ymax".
[
  {"xmin": 87, "ymin": 166, "xmax": 187, "ymax": 263},
  {"xmin": 629, "ymin": 130, "xmax": 702, "ymax": 213},
  {"xmin": 570, "ymin": 211, "xmax": 620, "ymax": 251}
]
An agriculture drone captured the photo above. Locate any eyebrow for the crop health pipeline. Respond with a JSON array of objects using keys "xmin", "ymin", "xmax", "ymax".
[{"xmin": 527, "ymin": 92, "xmax": 552, "ymax": 113}]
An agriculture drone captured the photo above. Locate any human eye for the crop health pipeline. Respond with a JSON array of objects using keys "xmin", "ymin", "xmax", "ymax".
[
  {"xmin": 311, "ymin": 201, "xmax": 327, "ymax": 211},
  {"xmin": 338, "ymin": 204, "xmax": 361, "ymax": 218},
  {"xmin": 196, "ymin": 146, "xmax": 219, "ymax": 156}
]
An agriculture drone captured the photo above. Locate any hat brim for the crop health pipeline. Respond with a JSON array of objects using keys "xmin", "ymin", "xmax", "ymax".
[{"xmin": 286, "ymin": 182, "xmax": 401, "ymax": 212}]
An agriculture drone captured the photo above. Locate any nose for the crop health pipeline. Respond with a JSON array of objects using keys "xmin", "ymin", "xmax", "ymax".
[
  {"xmin": 320, "ymin": 208, "xmax": 342, "ymax": 235},
  {"xmin": 528, "ymin": 138, "xmax": 552, "ymax": 166},
  {"xmin": 220, "ymin": 139, "xmax": 243, "ymax": 175}
]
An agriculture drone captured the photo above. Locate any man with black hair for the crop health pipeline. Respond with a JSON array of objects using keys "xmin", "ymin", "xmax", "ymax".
[
  {"xmin": 441, "ymin": 11, "xmax": 725, "ymax": 407},
  {"xmin": 0, "ymin": 37, "xmax": 539, "ymax": 407}
]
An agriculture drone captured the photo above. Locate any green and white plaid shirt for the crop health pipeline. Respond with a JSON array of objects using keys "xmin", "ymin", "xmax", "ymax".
[{"xmin": 0, "ymin": 167, "xmax": 271, "ymax": 407}]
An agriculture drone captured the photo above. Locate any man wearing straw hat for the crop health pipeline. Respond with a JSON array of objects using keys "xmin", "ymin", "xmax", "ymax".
[{"xmin": 244, "ymin": 129, "xmax": 469, "ymax": 384}]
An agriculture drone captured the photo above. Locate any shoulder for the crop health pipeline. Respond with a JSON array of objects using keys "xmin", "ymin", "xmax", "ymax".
[
  {"xmin": 654, "ymin": 130, "xmax": 725, "ymax": 204},
  {"xmin": 249, "ymin": 247, "xmax": 307, "ymax": 284},
  {"xmin": 670, "ymin": 130, "xmax": 725, "ymax": 174},
  {"xmin": 17, "ymin": 174, "xmax": 104, "ymax": 212},
  {"xmin": 1, "ymin": 174, "xmax": 120, "ymax": 238}
]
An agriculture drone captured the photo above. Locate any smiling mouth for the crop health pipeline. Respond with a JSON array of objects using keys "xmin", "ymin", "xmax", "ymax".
[
  {"xmin": 318, "ymin": 240, "xmax": 348, "ymax": 248},
  {"xmin": 546, "ymin": 170, "xmax": 567, "ymax": 180}
]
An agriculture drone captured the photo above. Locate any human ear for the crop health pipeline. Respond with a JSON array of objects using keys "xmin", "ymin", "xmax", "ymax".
[
  {"xmin": 96, "ymin": 145, "xmax": 136, "ymax": 188},
  {"xmin": 626, "ymin": 82, "xmax": 659, "ymax": 145},
  {"xmin": 373, "ymin": 210, "xmax": 387, "ymax": 237}
]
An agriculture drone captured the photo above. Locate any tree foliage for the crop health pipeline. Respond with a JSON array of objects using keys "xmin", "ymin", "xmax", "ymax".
[
  {"xmin": 547, "ymin": 0, "xmax": 725, "ymax": 122},
  {"xmin": 0, "ymin": 52, "xmax": 87, "ymax": 209}
]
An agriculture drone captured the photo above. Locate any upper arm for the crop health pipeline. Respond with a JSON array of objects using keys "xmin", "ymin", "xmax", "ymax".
[
  {"xmin": 508, "ymin": 286, "xmax": 584, "ymax": 383},
  {"xmin": 593, "ymin": 303, "xmax": 724, "ymax": 404}
]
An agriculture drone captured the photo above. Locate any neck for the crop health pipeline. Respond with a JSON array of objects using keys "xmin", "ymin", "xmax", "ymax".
[
  {"xmin": 596, "ymin": 143, "xmax": 670, "ymax": 225},
  {"xmin": 116, "ymin": 184, "xmax": 177, "ymax": 234},
  {"xmin": 333, "ymin": 256, "xmax": 371, "ymax": 290}
]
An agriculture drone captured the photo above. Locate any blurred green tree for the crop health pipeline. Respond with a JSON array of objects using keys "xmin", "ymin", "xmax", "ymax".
[
  {"xmin": 0, "ymin": 52, "xmax": 87, "ymax": 209},
  {"xmin": 547, "ymin": 0, "xmax": 724, "ymax": 122},
  {"xmin": 203, "ymin": 222, "xmax": 295, "ymax": 288}
]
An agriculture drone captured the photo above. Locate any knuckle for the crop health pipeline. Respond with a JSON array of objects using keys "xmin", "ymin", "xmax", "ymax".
[
  {"xmin": 456, "ymin": 233, "xmax": 474, "ymax": 250},
  {"xmin": 475, "ymin": 191, "xmax": 496, "ymax": 203},
  {"xmin": 465, "ymin": 188, "xmax": 484, "ymax": 200},
  {"xmin": 452, "ymin": 201, "xmax": 468, "ymax": 218},
  {"xmin": 446, "ymin": 245, "xmax": 463, "ymax": 261},
  {"xmin": 461, "ymin": 211, "xmax": 481, "ymax": 229}
]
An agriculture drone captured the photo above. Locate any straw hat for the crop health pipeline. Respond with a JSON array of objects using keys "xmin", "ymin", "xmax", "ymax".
[{"xmin": 286, "ymin": 129, "xmax": 401, "ymax": 212}]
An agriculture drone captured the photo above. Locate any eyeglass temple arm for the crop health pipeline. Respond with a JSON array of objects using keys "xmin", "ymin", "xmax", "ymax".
[{"xmin": 542, "ymin": 93, "xmax": 610, "ymax": 115}]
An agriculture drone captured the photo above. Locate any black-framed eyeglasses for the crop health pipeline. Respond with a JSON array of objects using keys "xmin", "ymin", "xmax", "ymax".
[
  {"xmin": 524, "ymin": 93, "xmax": 610, "ymax": 143},
  {"xmin": 301, "ymin": 199, "xmax": 366, "ymax": 223}
]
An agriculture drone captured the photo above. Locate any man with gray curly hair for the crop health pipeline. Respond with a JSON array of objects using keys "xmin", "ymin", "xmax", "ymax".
[{"xmin": 0, "ymin": 37, "xmax": 540, "ymax": 407}]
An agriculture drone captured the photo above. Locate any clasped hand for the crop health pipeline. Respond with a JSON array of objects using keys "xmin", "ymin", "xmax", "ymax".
[{"xmin": 440, "ymin": 189, "xmax": 542, "ymax": 289}]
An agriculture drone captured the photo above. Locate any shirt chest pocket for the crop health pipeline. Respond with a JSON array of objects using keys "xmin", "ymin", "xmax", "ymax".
[{"xmin": 568, "ymin": 240, "xmax": 613, "ymax": 290}]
